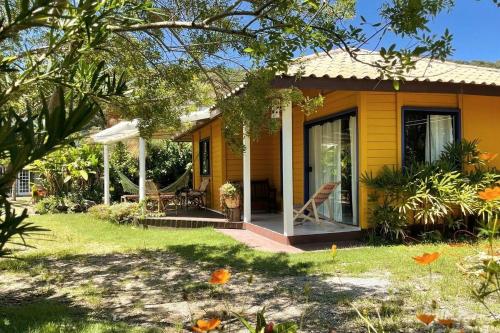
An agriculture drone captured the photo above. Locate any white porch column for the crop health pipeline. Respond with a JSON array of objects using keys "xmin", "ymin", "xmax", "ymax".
[
  {"xmin": 103, "ymin": 144, "xmax": 110, "ymax": 205},
  {"xmin": 138, "ymin": 137, "xmax": 146, "ymax": 201},
  {"xmin": 282, "ymin": 99, "xmax": 294, "ymax": 236},
  {"xmin": 243, "ymin": 126, "xmax": 251, "ymax": 223}
]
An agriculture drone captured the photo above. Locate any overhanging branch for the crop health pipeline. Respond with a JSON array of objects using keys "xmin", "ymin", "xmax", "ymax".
[{"xmin": 108, "ymin": 21, "xmax": 256, "ymax": 38}]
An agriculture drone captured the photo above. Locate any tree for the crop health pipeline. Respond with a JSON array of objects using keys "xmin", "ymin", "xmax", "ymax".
[
  {"xmin": 1, "ymin": 0, "xmax": 473, "ymax": 254},
  {"xmin": 0, "ymin": 1, "xmax": 130, "ymax": 255}
]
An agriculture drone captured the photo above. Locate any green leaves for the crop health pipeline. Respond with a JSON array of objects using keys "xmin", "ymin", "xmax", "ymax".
[
  {"xmin": 0, "ymin": 199, "xmax": 48, "ymax": 256},
  {"xmin": 233, "ymin": 307, "xmax": 298, "ymax": 333},
  {"xmin": 79, "ymin": 170, "xmax": 89, "ymax": 181}
]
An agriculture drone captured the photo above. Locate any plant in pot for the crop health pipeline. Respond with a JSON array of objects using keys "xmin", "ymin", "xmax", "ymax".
[{"xmin": 220, "ymin": 182, "xmax": 241, "ymax": 222}]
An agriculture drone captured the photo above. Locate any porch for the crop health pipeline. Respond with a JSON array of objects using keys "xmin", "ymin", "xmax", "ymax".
[{"xmin": 139, "ymin": 208, "xmax": 361, "ymax": 245}]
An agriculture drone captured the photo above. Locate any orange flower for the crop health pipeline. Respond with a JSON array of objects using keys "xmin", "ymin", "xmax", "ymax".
[
  {"xmin": 209, "ymin": 269, "xmax": 231, "ymax": 284},
  {"xmin": 416, "ymin": 313, "xmax": 435, "ymax": 325},
  {"xmin": 192, "ymin": 319, "xmax": 221, "ymax": 332},
  {"xmin": 331, "ymin": 244, "xmax": 337, "ymax": 256},
  {"xmin": 412, "ymin": 252, "xmax": 440, "ymax": 265},
  {"xmin": 478, "ymin": 186, "xmax": 500, "ymax": 201},
  {"xmin": 479, "ymin": 152, "xmax": 498, "ymax": 162},
  {"xmin": 437, "ymin": 318, "xmax": 455, "ymax": 327}
]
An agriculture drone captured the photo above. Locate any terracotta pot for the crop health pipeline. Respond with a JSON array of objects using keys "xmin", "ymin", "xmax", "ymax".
[{"xmin": 224, "ymin": 196, "xmax": 240, "ymax": 209}]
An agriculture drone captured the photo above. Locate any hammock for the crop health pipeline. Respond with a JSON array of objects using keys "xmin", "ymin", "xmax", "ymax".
[
  {"xmin": 116, "ymin": 163, "xmax": 192, "ymax": 194},
  {"xmin": 116, "ymin": 170, "xmax": 140, "ymax": 194}
]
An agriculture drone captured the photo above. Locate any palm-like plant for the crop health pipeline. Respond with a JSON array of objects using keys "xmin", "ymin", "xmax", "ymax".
[{"xmin": 361, "ymin": 139, "xmax": 500, "ymax": 241}]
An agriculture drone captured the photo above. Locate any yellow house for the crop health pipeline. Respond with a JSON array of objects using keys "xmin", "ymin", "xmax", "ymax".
[{"xmin": 175, "ymin": 50, "xmax": 500, "ymax": 244}]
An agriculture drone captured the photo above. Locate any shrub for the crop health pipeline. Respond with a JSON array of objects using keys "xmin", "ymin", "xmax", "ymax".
[
  {"xmin": 30, "ymin": 143, "xmax": 103, "ymax": 202},
  {"xmin": 370, "ymin": 204, "xmax": 407, "ymax": 241},
  {"xmin": 109, "ymin": 202, "xmax": 140, "ymax": 224},
  {"xmin": 362, "ymin": 139, "xmax": 499, "ymax": 241},
  {"xmin": 89, "ymin": 203, "xmax": 139, "ymax": 224},
  {"xmin": 34, "ymin": 196, "xmax": 65, "ymax": 214},
  {"xmin": 88, "ymin": 204, "xmax": 112, "ymax": 221}
]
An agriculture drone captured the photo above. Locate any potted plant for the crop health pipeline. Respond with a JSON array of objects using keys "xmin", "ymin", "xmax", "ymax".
[{"xmin": 219, "ymin": 182, "xmax": 241, "ymax": 222}]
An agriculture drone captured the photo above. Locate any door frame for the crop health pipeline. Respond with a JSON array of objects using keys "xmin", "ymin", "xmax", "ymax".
[{"xmin": 303, "ymin": 107, "xmax": 359, "ymax": 225}]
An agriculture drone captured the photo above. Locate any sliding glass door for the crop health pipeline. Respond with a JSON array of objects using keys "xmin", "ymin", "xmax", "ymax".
[{"xmin": 307, "ymin": 113, "xmax": 358, "ymax": 225}]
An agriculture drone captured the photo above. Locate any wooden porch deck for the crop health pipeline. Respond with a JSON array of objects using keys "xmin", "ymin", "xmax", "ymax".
[{"xmin": 139, "ymin": 209, "xmax": 362, "ymax": 245}]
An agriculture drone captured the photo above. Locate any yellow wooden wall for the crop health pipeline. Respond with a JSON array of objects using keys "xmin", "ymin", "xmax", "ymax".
[
  {"xmin": 191, "ymin": 118, "xmax": 224, "ymax": 209},
  {"xmin": 223, "ymin": 132, "xmax": 282, "ymax": 199},
  {"xmin": 290, "ymin": 91, "xmax": 499, "ymax": 229},
  {"xmin": 191, "ymin": 91, "xmax": 500, "ymax": 226},
  {"xmin": 462, "ymin": 95, "xmax": 500, "ymax": 170},
  {"xmin": 357, "ymin": 92, "xmax": 500, "ymax": 228},
  {"xmin": 192, "ymin": 120, "xmax": 280, "ymax": 210}
]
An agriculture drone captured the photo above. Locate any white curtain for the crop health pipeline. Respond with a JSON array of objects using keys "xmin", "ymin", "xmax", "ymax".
[
  {"xmin": 425, "ymin": 115, "xmax": 454, "ymax": 162},
  {"xmin": 349, "ymin": 116, "xmax": 358, "ymax": 226},
  {"xmin": 328, "ymin": 121, "xmax": 343, "ymax": 222},
  {"xmin": 308, "ymin": 121, "xmax": 342, "ymax": 221}
]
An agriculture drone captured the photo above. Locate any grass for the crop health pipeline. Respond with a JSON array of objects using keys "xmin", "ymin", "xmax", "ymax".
[
  {"xmin": 0, "ymin": 301, "xmax": 162, "ymax": 333},
  {"xmin": 0, "ymin": 213, "xmax": 498, "ymax": 332}
]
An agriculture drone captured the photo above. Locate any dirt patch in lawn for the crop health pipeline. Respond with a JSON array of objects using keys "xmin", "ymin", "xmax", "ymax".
[{"xmin": 0, "ymin": 250, "xmax": 395, "ymax": 332}]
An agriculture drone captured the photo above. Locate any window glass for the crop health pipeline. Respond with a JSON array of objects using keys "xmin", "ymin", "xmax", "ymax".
[
  {"xmin": 404, "ymin": 110, "xmax": 457, "ymax": 166},
  {"xmin": 199, "ymin": 139, "xmax": 210, "ymax": 175}
]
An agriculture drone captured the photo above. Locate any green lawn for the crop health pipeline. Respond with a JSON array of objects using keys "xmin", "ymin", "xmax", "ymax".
[{"xmin": 0, "ymin": 214, "xmax": 497, "ymax": 332}]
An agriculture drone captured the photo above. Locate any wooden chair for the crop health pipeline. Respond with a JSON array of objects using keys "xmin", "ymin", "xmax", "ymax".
[
  {"xmin": 145, "ymin": 180, "xmax": 179, "ymax": 213},
  {"xmin": 293, "ymin": 182, "xmax": 339, "ymax": 225},
  {"xmin": 187, "ymin": 178, "xmax": 210, "ymax": 208}
]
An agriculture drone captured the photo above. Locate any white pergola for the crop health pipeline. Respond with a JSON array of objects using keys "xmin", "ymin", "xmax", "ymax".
[
  {"xmin": 91, "ymin": 119, "xmax": 147, "ymax": 205},
  {"xmin": 91, "ymin": 101, "xmax": 295, "ymax": 236}
]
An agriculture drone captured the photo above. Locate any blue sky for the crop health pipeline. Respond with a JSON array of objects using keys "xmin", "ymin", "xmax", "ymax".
[{"xmin": 356, "ymin": 1, "xmax": 500, "ymax": 61}]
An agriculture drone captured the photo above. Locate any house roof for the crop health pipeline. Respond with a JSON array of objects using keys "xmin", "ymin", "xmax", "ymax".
[
  {"xmin": 284, "ymin": 49, "xmax": 500, "ymax": 86},
  {"xmin": 174, "ymin": 49, "xmax": 500, "ymax": 141}
]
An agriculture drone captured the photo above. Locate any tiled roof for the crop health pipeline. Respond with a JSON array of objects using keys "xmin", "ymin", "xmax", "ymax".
[
  {"xmin": 179, "ymin": 49, "xmax": 500, "ymax": 137},
  {"xmin": 284, "ymin": 49, "xmax": 500, "ymax": 86}
]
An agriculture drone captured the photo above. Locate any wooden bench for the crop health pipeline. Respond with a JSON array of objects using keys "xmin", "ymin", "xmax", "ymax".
[
  {"xmin": 232, "ymin": 179, "xmax": 277, "ymax": 212},
  {"xmin": 251, "ymin": 179, "xmax": 277, "ymax": 213}
]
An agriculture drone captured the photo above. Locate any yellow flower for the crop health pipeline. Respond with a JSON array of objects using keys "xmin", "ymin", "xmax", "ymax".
[
  {"xmin": 192, "ymin": 319, "xmax": 221, "ymax": 332},
  {"xmin": 209, "ymin": 269, "xmax": 231, "ymax": 285},
  {"xmin": 412, "ymin": 252, "xmax": 440, "ymax": 265},
  {"xmin": 416, "ymin": 313, "xmax": 435, "ymax": 325}
]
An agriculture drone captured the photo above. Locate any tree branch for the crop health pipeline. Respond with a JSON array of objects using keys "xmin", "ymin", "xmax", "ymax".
[{"xmin": 108, "ymin": 21, "xmax": 256, "ymax": 38}]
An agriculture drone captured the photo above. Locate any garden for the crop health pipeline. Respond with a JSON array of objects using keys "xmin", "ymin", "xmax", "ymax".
[
  {"xmin": 1, "ymin": 1, "xmax": 499, "ymax": 333},
  {"xmin": 0, "ymin": 210, "xmax": 498, "ymax": 332},
  {"xmin": 30, "ymin": 139, "xmax": 191, "ymax": 220},
  {"xmin": 2, "ymin": 139, "xmax": 500, "ymax": 332}
]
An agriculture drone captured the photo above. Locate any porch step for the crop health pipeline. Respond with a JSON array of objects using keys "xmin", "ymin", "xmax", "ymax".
[
  {"xmin": 140, "ymin": 216, "xmax": 243, "ymax": 229},
  {"xmin": 243, "ymin": 222, "xmax": 362, "ymax": 245}
]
